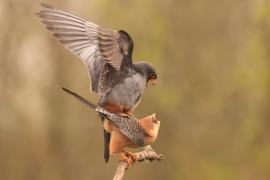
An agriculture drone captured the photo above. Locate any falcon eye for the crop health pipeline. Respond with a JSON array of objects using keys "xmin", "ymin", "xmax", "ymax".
[
  {"xmin": 152, "ymin": 118, "xmax": 157, "ymax": 124},
  {"xmin": 149, "ymin": 74, "xmax": 157, "ymax": 79}
]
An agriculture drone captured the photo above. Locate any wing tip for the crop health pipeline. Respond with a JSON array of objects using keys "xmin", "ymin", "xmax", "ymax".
[
  {"xmin": 35, "ymin": 3, "xmax": 53, "ymax": 18},
  {"xmin": 35, "ymin": 11, "xmax": 41, "ymax": 17},
  {"xmin": 103, "ymin": 130, "xmax": 111, "ymax": 163},
  {"xmin": 40, "ymin": 3, "xmax": 55, "ymax": 9}
]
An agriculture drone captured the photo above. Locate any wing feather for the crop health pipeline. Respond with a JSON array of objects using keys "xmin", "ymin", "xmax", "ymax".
[{"xmin": 37, "ymin": 4, "xmax": 134, "ymax": 94}]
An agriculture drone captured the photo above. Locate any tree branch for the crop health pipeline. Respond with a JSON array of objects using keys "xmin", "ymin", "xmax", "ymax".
[{"xmin": 112, "ymin": 147, "xmax": 164, "ymax": 180}]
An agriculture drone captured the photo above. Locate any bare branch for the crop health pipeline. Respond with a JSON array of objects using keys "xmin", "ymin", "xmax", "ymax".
[{"xmin": 113, "ymin": 148, "xmax": 164, "ymax": 180}]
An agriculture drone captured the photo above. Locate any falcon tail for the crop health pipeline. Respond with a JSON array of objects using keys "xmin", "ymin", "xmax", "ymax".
[
  {"xmin": 62, "ymin": 87, "xmax": 111, "ymax": 162},
  {"xmin": 62, "ymin": 87, "xmax": 96, "ymax": 109}
]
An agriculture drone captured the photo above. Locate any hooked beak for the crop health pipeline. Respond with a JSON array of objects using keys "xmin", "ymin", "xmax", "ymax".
[
  {"xmin": 151, "ymin": 113, "xmax": 156, "ymax": 120},
  {"xmin": 147, "ymin": 79, "xmax": 157, "ymax": 86},
  {"xmin": 151, "ymin": 113, "xmax": 160, "ymax": 124},
  {"xmin": 151, "ymin": 79, "xmax": 157, "ymax": 85}
]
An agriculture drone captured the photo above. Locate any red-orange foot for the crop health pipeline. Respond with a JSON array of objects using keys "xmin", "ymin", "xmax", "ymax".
[
  {"xmin": 123, "ymin": 150, "xmax": 138, "ymax": 162},
  {"xmin": 120, "ymin": 151, "xmax": 138, "ymax": 169}
]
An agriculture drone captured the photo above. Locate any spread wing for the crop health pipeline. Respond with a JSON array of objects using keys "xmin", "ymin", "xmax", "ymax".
[{"xmin": 36, "ymin": 3, "xmax": 134, "ymax": 94}]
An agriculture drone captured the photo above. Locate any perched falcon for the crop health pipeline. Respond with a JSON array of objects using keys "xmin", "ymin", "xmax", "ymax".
[
  {"xmin": 62, "ymin": 87, "xmax": 160, "ymax": 166},
  {"xmin": 36, "ymin": 4, "xmax": 158, "ymax": 162}
]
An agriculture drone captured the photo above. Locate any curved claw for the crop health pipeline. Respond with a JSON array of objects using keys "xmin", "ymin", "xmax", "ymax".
[
  {"xmin": 124, "ymin": 151, "xmax": 138, "ymax": 162},
  {"xmin": 120, "ymin": 153, "xmax": 132, "ymax": 169}
]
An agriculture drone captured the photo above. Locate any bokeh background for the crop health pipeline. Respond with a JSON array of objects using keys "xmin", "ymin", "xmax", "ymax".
[{"xmin": 1, "ymin": 0, "xmax": 270, "ymax": 179}]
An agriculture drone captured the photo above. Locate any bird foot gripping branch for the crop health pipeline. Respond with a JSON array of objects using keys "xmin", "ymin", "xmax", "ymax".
[{"xmin": 120, "ymin": 151, "xmax": 138, "ymax": 169}]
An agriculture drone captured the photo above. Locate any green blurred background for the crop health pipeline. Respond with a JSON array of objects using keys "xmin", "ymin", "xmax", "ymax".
[{"xmin": 1, "ymin": 0, "xmax": 270, "ymax": 179}]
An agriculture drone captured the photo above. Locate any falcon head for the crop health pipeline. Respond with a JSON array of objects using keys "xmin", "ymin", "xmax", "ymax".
[
  {"xmin": 148, "ymin": 113, "xmax": 160, "ymax": 137},
  {"xmin": 134, "ymin": 62, "xmax": 157, "ymax": 86},
  {"xmin": 139, "ymin": 113, "xmax": 160, "ymax": 145}
]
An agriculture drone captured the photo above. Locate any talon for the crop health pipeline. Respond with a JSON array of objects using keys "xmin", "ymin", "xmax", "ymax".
[
  {"xmin": 120, "ymin": 153, "xmax": 133, "ymax": 169},
  {"xmin": 123, "ymin": 150, "xmax": 138, "ymax": 164},
  {"xmin": 127, "ymin": 152, "xmax": 138, "ymax": 162},
  {"xmin": 120, "ymin": 151, "xmax": 138, "ymax": 169}
]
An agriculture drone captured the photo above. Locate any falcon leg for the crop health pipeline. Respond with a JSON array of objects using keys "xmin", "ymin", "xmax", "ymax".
[
  {"xmin": 118, "ymin": 113, "xmax": 132, "ymax": 117},
  {"xmin": 126, "ymin": 110, "xmax": 135, "ymax": 117},
  {"xmin": 126, "ymin": 112, "xmax": 135, "ymax": 117},
  {"xmin": 118, "ymin": 110, "xmax": 134, "ymax": 118}
]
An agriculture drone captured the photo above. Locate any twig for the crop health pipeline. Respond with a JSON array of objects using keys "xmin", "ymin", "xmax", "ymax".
[{"xmin": 112, "ymin": 147, "xmax": 164, "ymax": 180}]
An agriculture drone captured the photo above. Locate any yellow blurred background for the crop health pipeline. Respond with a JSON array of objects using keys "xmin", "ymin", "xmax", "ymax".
[{"xmin": 1, "ymin": 0, "xmax": 270, "ymax": 179}]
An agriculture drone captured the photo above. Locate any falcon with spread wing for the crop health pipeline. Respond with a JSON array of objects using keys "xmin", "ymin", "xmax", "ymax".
[{"xmin": 36, "ymin": 4, "xmax": 157, "ymax": 162}]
